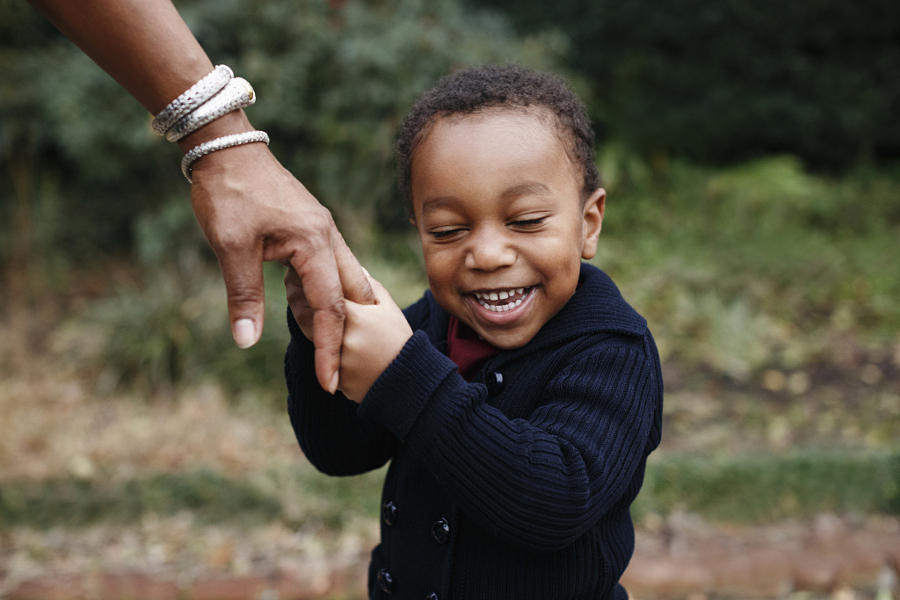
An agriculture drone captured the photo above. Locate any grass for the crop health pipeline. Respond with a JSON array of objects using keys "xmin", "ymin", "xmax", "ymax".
[
  {"xmin": 2, "ymin": 451, "xmax": 896, "ymax": 530},
  {"xmin": 0, "ymin": 471, "xmax": 281, "ymax": 529},
  {"xmin": 634, "ymin": 449, "xmax": 900, "ymax": 523},
  {"xmin": 599, "ymin": 154, "xmax": 900, "ymax": 377}
]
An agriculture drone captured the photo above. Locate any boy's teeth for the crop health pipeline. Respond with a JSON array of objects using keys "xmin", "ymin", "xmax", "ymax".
[
  {"xmin": 473, "ymin": 286, "xmax": 532, "ymax": 310},
  {"xmin": 481, "ymin": 298, "xmax": 524, "ymax": 312},
  {"xmin": 475, "ymin": 292, "xmax": 527, "ymax": 312}
]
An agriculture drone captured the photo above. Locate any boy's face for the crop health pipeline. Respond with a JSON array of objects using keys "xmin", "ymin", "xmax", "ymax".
[{"xmin": 410, "ymin": 109, "xmax": 605, "ymax": 349}]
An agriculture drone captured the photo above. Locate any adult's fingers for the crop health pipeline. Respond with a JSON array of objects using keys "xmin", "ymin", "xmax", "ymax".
[
  {"xmin": 289, "ymin": 242, "xmax": 345, "ymax": 394},
  {"xmin": 216, "ymin": 241, "xmax": 266, "ymax": 349},
  {"xmin": 332, "ymin": 230, "xmax": 376, "ymax": 305}
]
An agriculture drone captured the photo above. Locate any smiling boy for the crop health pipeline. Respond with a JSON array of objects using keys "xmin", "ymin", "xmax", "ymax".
[
  {"xmin": 285, "ymin": 65, "xmax": 663, "ymax": 600},
  {"xmin": 410, "ymin": 107, "xmax": 605, "ymax": 350}
]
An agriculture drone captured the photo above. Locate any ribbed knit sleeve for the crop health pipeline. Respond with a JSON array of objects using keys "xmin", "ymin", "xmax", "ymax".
[
  {"xmin": 358, "ymin": 332, "xmax": 660, "ymax": 553},
  {"xmin": 285, "ymin": 307, "xmax": 398, "ymax": 476}
]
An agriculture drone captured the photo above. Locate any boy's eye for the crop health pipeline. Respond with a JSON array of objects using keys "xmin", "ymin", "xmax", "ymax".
[
  {"xmin": 510, "ymin": 217, "xmax": 545, "ymax": 228},
  {"xmin": 430, "ymin": 228, "xmax": 465, "ymax": 239}
]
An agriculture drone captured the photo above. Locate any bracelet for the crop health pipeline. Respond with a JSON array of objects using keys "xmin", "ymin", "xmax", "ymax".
[
  {"xmin": 151, "ymin": 65, "xmax": 233, "ymax": 136},
  {"xmin": 165, "ymin": 77, "xmax": 256, "ymax": 142},
  {"xmin": 180, "ymin": 131, "xmax": 270, "ymax": 183}
]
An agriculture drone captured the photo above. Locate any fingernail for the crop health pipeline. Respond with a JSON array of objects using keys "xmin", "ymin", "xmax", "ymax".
[
  {"xmin": 233, "ymin": 319, "xmax": 257, "ymax": 349},
  {"xmin": 329, "ymin": 371, "xmax": 340, "ymax": 394}
]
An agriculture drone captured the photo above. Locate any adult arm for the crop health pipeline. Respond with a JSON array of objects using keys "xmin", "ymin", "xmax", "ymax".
[{"xmin": 27, "ymin": 0, "xmax": 374, "ymax": 392}]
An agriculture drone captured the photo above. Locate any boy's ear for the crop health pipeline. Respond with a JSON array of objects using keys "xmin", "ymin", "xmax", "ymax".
[
  {"xmin": 409, "ymin": 218, "xmax": 417, "ymax": 227},
  {"xmin": 581, "ymin": 188, "xmax": 606, "ymax": 260}
]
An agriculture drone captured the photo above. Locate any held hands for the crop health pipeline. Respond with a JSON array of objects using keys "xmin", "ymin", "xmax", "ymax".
[
  {"xmin": 190, "ymin": 139, "xmax": 374, "ymax": 393},
  {"xmin": 338, "ymin": 274, "xmax": 413, "ymax": 402},
  {"xmin": 286, "ymin": 268, "xmax": 413, "ymax": 402}
]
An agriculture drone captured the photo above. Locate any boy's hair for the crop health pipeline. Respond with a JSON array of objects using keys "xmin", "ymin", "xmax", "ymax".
[{"xmin": 396, "ymin": 64, "xmax": 601, "ymax": 215}]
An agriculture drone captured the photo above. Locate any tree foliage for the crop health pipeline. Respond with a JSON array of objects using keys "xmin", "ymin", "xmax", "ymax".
[
  {"xmin": 476, "ymin": 0, "xmax": 900, "ymax": 168},
  {"xmin": 0, "ymin": 0, "xmax": 559, "ymax": 271},
  {"xmin": 0, "ymin": 0, "xmax": 560, "ymax": 392}
]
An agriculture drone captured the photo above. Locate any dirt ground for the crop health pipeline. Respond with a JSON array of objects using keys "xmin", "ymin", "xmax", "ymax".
[
  {"xmin": 2, "ymin": 308, "xmax": 899, "ymax": 600},
  {"xmin": 2, "ymin": 514, "xmax": 898, "ymax": 599}
]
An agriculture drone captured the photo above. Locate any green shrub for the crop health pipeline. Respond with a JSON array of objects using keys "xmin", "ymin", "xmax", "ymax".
[
  {"xmin": 594, "ymin": 152, "xmax": 900, "ymax": 378},
  {"xmin": 477, "ymin": 0, "xmax": 900, "ymax": 168},
  {"xmin": 71, "ymin": 259, "xmax": 292, "ymax": 396},
  {"xmin": 0, "ymin": 0, "xmax": 559, "ymax": 273}
]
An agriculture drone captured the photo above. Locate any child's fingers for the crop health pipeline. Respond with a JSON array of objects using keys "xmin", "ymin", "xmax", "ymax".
[{"xmin": 349, "ymin": 268, "xmax": 392, "ymax": 306}]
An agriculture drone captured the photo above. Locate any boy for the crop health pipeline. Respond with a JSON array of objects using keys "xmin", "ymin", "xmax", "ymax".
[{"xmin": 284, "ymin": 65, "xmax": 663, "ymax": 600}]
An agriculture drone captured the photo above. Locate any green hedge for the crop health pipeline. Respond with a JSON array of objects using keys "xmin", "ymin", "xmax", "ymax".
[
  {"xmin": 477, "ymin": 0, "xmax": 900, "ymax": 168},
  {"xmin": 0, "ymin": 0, "xmax": 554, "ymax": 268}
]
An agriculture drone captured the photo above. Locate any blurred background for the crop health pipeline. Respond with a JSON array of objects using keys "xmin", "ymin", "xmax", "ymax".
[{"xmin": 0, "ymin": 0, "xmax": 898, "ymax": 598}]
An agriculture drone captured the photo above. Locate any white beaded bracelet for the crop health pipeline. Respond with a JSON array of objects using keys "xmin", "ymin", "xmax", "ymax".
[
  {"xmin": 151, "ymin": 65, "xmax": 234, "ymax": 136},
  {"xmin": 165, "ymin": 78, "xmax": 256, "ymax": 142},
  {"xmin": 180, "ymin": 131, "xmax": 270, "ymax": 183}
]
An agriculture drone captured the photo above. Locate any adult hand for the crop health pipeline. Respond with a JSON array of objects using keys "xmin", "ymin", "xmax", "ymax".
[
  {"xmin": 26, "ymin": 0, "xmax": 376, "ymax": 392},
  {"xmin": 284, "ymin": 265, "xmax": 314, "ymax": 341},
  {"xmin": 337, "ymin": 273, "xmax": 413, "ymax": 402},
  {"xmin": 189, "ymin": 134, "xmax": 375, "ymax": 393}
]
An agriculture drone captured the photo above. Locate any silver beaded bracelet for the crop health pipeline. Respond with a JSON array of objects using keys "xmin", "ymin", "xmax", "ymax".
[
  {"xmin": 151, "ymin": 64, "xmax": 234, "ymax": 136},
  {"xmin": 165, "ymin": 77, "xmax": 257, "ymax": 142},
  {"xmin": 180, "ymin": 130, "xmax": 270, "ymax": 183}
]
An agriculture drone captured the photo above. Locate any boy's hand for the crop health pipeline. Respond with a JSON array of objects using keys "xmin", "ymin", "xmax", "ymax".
[{"xmin": 338, "ymin": 274, "xmax": 413, "ymax": 402}]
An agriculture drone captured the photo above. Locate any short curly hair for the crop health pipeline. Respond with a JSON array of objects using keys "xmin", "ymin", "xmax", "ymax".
[{"xmin": 396, "ymin": 64, "xmax": 601, "ymax": 216}]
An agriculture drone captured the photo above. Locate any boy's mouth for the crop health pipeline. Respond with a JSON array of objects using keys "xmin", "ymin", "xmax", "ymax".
[{"xmin": 471, "ymin": 286, "xmax": 535, "ymax": 312}]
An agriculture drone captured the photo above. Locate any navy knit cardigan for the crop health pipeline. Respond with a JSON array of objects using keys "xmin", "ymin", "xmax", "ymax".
[{"xmin": 285, "ymin": 263, "xmax": 663, "ymax": 600}]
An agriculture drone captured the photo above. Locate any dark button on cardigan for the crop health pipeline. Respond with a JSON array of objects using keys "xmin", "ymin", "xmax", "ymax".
[
  {"xmin": 432, "ymin": 518, "xmax": 450, "ymax": 544},
  {"xmin": 485, "ymin": 371, "xmax": 503, "ymax": 394},
  {"xmin": 382, "ymin": 501, "xmax": 398, "ymax": 526},
  {"xmin": 378, "ymin": 569, "xmax": 395, "ymax": 594}
]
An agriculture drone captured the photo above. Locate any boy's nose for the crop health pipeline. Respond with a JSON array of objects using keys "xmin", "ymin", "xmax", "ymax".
[{"xmin": 465, "ymin": 228, "xmax": 516, "ymax": 271}]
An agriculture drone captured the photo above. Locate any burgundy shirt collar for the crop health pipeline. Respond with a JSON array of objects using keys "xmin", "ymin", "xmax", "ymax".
[{"xmin": 447, "ymin": 316, "xmax": 501, "ymax": 382}]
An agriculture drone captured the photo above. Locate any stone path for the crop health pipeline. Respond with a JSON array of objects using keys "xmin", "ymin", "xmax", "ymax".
[
  {"xmin": 622, "ymin": 513, "xmax": 900, "ymax": 599},
  {"xmin": 2, "ymin": 514, "xmax": 898, "ymax": 600}
]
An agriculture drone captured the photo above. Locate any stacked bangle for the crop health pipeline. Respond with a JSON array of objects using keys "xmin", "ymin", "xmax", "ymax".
[
  {"xmin": 151, "ymin": 64, "xmax": 269, "ymax": 184},
  {"xmin": 151, "ymin": 65, "xmax": 233, "ymax": 136},
  {"xmin": 180, "ymin": 131, "xmax": 270, "ymax": 183},
  {"xmin": 165, "ymin": 77, "xmax": 256, "ymax": 142}
]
